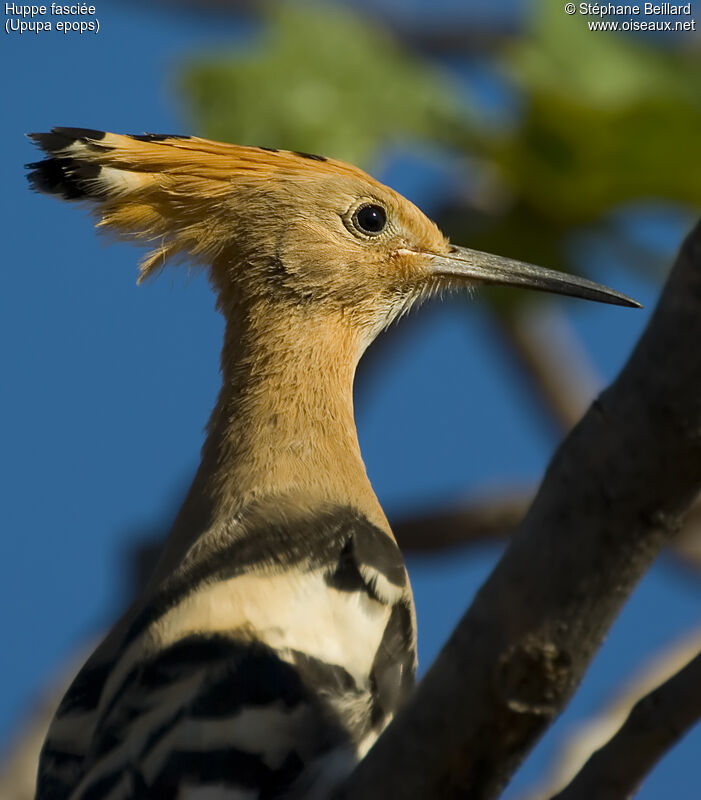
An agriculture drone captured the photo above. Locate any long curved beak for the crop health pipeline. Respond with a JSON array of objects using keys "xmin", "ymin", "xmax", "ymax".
[{"xmin": 428, "ymin": 245, "xmax": 641, "ymax": 308}]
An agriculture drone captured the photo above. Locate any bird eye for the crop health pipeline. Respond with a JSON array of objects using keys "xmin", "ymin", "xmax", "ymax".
[{"xmin": 352, "ymin": 203, "xmax": 387, "ymax": 236}]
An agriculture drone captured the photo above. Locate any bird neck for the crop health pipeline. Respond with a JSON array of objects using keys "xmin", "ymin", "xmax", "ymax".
[
  {"xmin": 153, "ymin": 292, "xmax": 388, "ymax": 580},
  {"xmin": 208, "ymin": 299, "xmax": 379, "ymax": 511}
]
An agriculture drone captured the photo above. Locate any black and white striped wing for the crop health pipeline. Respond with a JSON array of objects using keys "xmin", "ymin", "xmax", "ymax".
[{"xmin": 37, "ymin": 505, "xmax": 416, "ymax": 800}]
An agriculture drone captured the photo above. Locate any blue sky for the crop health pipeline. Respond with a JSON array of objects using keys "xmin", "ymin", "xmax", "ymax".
[{"xmin": 1, "ymin": 2, "xmax": 699, "ymax": 797}]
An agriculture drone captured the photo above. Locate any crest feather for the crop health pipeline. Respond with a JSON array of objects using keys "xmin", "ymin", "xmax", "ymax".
[{"xmin": 27, "ymin": 127, "xmax": 373, "ymax": 281}]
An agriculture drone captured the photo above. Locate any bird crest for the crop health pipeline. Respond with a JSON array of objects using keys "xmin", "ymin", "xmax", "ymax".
[{"xmin": 27, "ymin": 127, "xmax": 402, "ymax": 282}]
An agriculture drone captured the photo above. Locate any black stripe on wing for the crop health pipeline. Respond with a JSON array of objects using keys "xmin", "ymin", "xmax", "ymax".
[
  {"xmin": 149, "ymin": 748, "xmax": 303, "ymax": 800},
  {"xmin": 370, "ymin": 600, "xmax": 416, "ymax": 723},
  {"xmin": 74, "ymin": 634, "xmax": 362, "ymax": 799},
  {"xmin": 122, "ymin": 504, "xmax": 407, "ymax": 651},
  {"xmin": 53, "ymin": 662, "xmax": 111, "ymax": 717}
]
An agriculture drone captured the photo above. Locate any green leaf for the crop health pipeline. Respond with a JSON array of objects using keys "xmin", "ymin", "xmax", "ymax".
[
  {"xmin": 180, "ymin": 3, "xmax": 467, "ymax": 166},
  {"xmin": 498, "ymin": 0, "xmax": 701, "ymax": 222}
]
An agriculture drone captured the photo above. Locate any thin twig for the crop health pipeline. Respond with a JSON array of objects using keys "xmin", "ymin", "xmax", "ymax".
[
  {"xmin": 496, "ymin": 304, "xmax": 602, "ymax": 433},
  {"xmin": 551, "ymin": 648, "xmax": 701, "ymax": 800},
  {"xmin": 524, "ymin": 630, "xmax": 701, "ymax": 799},
  {"xmin": 391, "ymin": 490, "xmax": 529, "ymax": 552}
]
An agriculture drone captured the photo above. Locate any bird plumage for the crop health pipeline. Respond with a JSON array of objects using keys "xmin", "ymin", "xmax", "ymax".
[
  {"xmin": 41, "ymin": 502, "xmax": 413, "ymax": 799},
  {"xmin": 28, "ymin": 128, "xmax": 429, "ymax": 800},
  {"xmin": 27, "ymin": 127, "xmax": 636, "ymax": 800}
]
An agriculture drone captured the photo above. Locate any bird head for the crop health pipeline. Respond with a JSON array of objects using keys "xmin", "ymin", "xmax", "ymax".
[{"xmin": 27, "ymin": 128, "xmax": 639, "ymax": 346}]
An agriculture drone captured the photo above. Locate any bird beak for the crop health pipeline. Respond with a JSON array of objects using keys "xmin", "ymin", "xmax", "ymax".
[{"xmin": 427, "ymin": 245, "xmax": 641, "ymax": 308}]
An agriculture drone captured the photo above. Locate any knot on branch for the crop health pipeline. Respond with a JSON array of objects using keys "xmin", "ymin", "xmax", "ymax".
[{"xmin": 495, "ymin": 634, "xmax": 572, "ymax": 716}]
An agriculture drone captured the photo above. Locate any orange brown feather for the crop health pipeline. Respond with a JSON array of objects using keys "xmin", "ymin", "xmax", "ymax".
[{"xmin": 26, "ymin": 127, "xmax": 389, "ymax": 282}]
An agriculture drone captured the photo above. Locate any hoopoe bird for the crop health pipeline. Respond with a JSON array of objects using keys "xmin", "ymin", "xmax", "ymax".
[{"xmin": 27, "ymin": 127, "xmax": 638, "ymax": 800}]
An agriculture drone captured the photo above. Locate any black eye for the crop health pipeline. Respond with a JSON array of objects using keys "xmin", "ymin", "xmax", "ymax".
[{"xmin": 352, "ymin": 204, "xmax": 387, "ymax": 235}]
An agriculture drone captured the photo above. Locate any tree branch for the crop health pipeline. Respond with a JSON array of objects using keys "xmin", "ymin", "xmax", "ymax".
[
  {"xmin": 495, "ymin": 305, "xmax": 601, "ymax": 433},
  {"xmin": 337, "ymin": 221, "xmax": 701, "ymax": 800},
  {"xmin": 391, "ymin": 490, "xmax": 529, "ymax": 552},
  {"xmin": 392, "ymin": 486, "xmax": 701, "ymax": 577},
  {"xmin": 525, "ymin": 630, "xmax": 701, "ymax": 799},
  {"xmin": 551, "ymin": 648, "xmax": 701, "ymax": 800}
]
